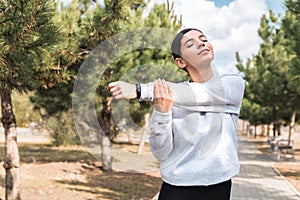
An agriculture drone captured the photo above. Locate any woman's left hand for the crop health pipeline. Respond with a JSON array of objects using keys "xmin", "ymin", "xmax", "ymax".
[{"xmin": 154, "ymin": 79, "xmax": 173, "ymax": 113}]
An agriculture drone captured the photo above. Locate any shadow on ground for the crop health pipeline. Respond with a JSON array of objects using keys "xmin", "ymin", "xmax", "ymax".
[
  {"xmin": 0, "ymin": 143, "xmax": 94, "ymax": 164},
  {"xmin": 0, "ymin": 143, "xmax": 161, "ymax": 200},
  {"xmin": 56, "ymin": 167, "xmax": 161, "ymax": 200}
]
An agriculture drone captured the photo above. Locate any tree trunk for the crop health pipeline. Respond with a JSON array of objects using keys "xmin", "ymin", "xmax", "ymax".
[
  {"xmin": 100, "ymin": 97, "xmax": 112, "ymax": 171},
  {"xmin": 0, "ymin": 87, "xmax": 21, "ymax": 200},
  {"xmin": 101, "ymin": 134, "xmax": 111, "ymax": 171},
  {"xmin": 261, "ymin": 124, "xmax": 265, "ymax": 136},
  {"xmin": 288, "ymin": 111, "xmax": 296, "ymax": 146},
  {"xmin": 278, "ymin": 125, "xmax": 281, "ymax": 136},
  {"xmin": 272, "ymin": 107, "xmax": 277, "ymax": 137}
]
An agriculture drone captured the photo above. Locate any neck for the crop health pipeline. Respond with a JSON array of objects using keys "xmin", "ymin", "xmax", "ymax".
[{"xmin": 187, "ymin": 63, "xmax": 213, "ymax": 83}]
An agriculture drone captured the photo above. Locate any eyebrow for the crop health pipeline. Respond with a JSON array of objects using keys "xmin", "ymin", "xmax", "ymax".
[{"xmin": 183, "ymin": 34, "xmax": 206, "ymax": 46}]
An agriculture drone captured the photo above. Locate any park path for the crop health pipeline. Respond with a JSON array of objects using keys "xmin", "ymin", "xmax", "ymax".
[
  {"xmin": 152, "ymin": 134, "xmax": 300, "ymax": 200},
  {"xmin": 231, "ymin": 134, "xmax": 300, "ymax": 200},
  {"xmin": 0, "ymin": 127, "xmax": 51, "ymax": 143}
]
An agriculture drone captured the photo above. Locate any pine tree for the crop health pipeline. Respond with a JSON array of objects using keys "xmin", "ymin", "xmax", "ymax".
[
  {"xmin": 237, "ymin": 7, "xmax": 299, "ymax": 136},
  {"xmin": 0, "ymin": 1, "xmax": 61, "ymax": 199},
  {"xmin": 75, "ymin": 0, "xmax": 183, "ymax": 171},
  {"xmin": 282, "ymin": 0, "xmax": 300, "ymax": 139},
  {"xmin": 30, "ymin": 0, "xmax": 85, "ymax": 146},
  {"xmin": 31, "ymin": 0, "xmax": 182, "ymax": 171}
]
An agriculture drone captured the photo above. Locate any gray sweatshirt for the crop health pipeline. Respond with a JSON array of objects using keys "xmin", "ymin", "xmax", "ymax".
[{"xmin": 140, "ymin": 66, "xmax": 245, "ymax": 186}]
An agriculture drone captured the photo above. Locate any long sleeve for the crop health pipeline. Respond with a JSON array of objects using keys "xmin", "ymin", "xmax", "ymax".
[
  {"xmin": 140, "ymin": 72, "xmax": 245, "ymax": 114},
  {"xmin": 149, "ymin": 110, "xmax": 173, "ymax": 161}
]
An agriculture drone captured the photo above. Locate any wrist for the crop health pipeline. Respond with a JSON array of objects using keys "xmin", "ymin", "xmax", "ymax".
[{"xmin": 136, "ymin": 83, "xmax": 141, "ymax": 100}]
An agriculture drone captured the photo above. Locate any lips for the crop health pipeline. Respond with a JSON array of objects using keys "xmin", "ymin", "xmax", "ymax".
[{"xmin": 198, "ymin": 48, "xmax": 209, "ymax": 55}]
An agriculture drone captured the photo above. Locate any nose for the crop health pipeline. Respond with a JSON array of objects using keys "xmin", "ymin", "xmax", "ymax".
[{"xmin": 196, "ymin": 39, "xmax": 205, "ymax": 48}]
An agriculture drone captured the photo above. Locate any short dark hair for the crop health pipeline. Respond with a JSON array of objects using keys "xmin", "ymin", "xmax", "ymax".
[{"xmin": 171, "ymin": 28, "xmax": 203, "ymax": 60}]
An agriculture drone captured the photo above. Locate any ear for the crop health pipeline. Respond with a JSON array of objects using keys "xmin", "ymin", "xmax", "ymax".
[{"xmin": 175, "ymin": 58, "xmax": 186, "ymax": 69}]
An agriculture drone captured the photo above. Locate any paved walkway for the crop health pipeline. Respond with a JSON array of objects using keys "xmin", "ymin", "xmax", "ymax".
[
  {"xmin": 231, "ymin": 134, "xmax": 300, "ymax": 200},
  {"xmin": 152, "ymin": 134, "xmax": 300, "ymax": 200}
]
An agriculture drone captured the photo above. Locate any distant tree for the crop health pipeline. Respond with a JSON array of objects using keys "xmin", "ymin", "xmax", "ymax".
[
  {"xmin": 12, "ymin": 93, "xmax": 41, "ymax": 127},
  {"xmin": 108, "ymin": 2, "xmax": 184, "ymax": 153},
  {"xmin": 0, "ymin": 1, "xmax": 60, "ymax": 199},
  {"xmin": 77, "ymin": 0, "xmax": 183, "ymax": 171},
  {"xmin": 237, "ymin": 11, "xmax": 299, "ymax": 137},
  {"xmin": 236, "ymin": 53, "xmax": 272, "ymax": 132},
  {"xmin": 30, "ymin": 0, "xmax": 85, "ymax": 146},
  {"xmin": 282, "ymin": 0, "xmax": 300, "ymax": 139},
  {"xmin": 31, "ymin": 0, "xmax": 182, "ymax": 171}
]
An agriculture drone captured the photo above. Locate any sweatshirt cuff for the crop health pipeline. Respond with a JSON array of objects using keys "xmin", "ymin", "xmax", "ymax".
[
  {"xmin": 140, "ymin": 82, "xmax": 154, "ymax": 101},
  {"xmin": 152, "ymin": 109, "xmax": 172, "ymax": 123}
]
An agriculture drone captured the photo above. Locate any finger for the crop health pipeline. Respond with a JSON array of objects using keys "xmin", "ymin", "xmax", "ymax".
[
  {"xmin": 108, "ymin": 82, "xmax": 118, "ymax": 92},
  {"xmin": 167, "ymin": 85, "xmax": 173, "ymax": 101},
  {"xmin": 108, "ymin": 81, "xmax": 119, "ymax": 88},
  {"xmin": 162, "ymin": 80, "xmax": 172, "ymax": 99},
  {"xmin": 162, "ymin": 79, "xmax": 169, "ymax": 97},
  {"xmin": 114, "ymin": 94, "xmax": 123, "ymax": 100},
  {"xmin": 157, "ymin": 78, "xmax": 164, "ymax": 97},
  {"xmin": 112, "ymin": 89, "xmax": 122, "ymax": 97},
  {"xmin": 167, "ymin": 85, "xmax": 172, "ymax": 97},
  {"xmin": 154, "ymin": 80, "xmax": 161, "ymax": 99},
  {"xmin": 109, "ymin": 85, "xmax": 119, "ymax": 93}
]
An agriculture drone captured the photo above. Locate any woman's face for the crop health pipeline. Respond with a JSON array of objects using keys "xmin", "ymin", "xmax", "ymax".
[{"xmin": 180, "ymin": 30, "xmax": 214, "ymax": 68}]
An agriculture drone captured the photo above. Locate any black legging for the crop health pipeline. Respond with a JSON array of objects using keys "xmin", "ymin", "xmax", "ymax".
[{"xmin": 158, "ymin": 180, "xmax": 232, "ymax": 200}]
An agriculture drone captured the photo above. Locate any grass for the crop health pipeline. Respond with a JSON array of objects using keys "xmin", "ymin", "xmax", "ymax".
[
  {"xmin": 0, "ymin": 143, "xmax": 161, "ymax": 200},
  {"xmin": 0, "ymin": 143, "xmax": 94, "ymax": 163}
]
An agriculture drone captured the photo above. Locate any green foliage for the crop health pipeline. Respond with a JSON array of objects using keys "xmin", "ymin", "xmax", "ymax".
[
  {"xmin": 240, "ymin": 98, "xmax": 273, "ymax": 126},
  {"xmin": 0, "ymin": 2, "xmax": 64, "ymax": 196},
  {"xmin": 30, "ymin": 0, "xmax": 96, "ymax": 145},
  {"xmin": 237, "ymin": 6, "xmax": 300, "ymax": 129},
  {"xmin": 11, "ymin": 92, "xmax": 41, "ymax": 127},
  {"xmin": 31, "ymin": 82, "xmax": 73, "ymax": 116},
  {"xmin": 96, "ymin": 2, "xmax": 183, "ymax": 133},
  {"xmin": 0, "ymin": 0, "xmax": 62, "ymax": 92},
  {"xmin": 46, "ymin": 110, "xmax": 81, "ymax": 146},
  {"xmin": 29, "ymin": 0, "xmax": 183, "ymax": 145},
  {"xmin": 0, "ymin": 0, "xmax": 74, "ymax": 148},
  {"xmin": 282, "ymin": 0, "xmax": 300, "ymax": 95},
  {"xmin": 144, "ymin": 2, "xmax": 182, "ymax": 29}
]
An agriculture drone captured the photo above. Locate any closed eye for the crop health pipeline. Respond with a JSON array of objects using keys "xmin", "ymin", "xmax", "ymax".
[
  {"xmin": 187, "ymin": 42, "xmax": 193, "ymax": 48},
  {"xmin": 184, "ymin": 35, "xmax": 208, "ymax": 48},
  {"xmin": 199, "ymin": 35, "xmax": 208, "ymax": 42},
  {"xmin": 184, "ymin": 38, "xmax": 194, "ymax": 48}
]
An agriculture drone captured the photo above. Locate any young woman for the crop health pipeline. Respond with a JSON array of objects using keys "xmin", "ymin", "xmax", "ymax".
[{"xmin": 108, "ymin": 28, "xmax": 245, "ymax": 200}]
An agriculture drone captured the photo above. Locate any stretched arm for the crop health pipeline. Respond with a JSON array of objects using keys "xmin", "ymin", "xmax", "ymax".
[
  {"xmin": 149, "ymin": 79, "xmax": 174, "ymax": 161},
  {"xmin": 168, "ymin": 74, "xmax": 245, "ymax": 107},
  {"xmin": 108, "ymin": 74, "xmax": 245, "ymax": 113}
]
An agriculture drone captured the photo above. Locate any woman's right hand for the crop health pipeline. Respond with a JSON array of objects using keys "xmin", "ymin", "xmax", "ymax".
[
  {"xmin": 108, "ymin": 81, "xmax": 137, "ymax": 99},
  {"xmin": 154, "ymin": 79, "xmax": 173, "ymax": 113}
]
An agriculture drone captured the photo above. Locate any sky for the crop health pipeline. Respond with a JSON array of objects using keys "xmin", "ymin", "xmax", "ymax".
[
  {"xmin": 61, "ymin": 0, "xmax": 287, "ymax": 69},
  {"xmin": 145, "ymin": 0, "xmax": 287, "ymax": 68}
]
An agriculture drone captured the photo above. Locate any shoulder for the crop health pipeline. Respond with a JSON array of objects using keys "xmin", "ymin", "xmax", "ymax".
[{"xmin": 213, "ymin": 66, "xmax": 245, "ymax": 83}]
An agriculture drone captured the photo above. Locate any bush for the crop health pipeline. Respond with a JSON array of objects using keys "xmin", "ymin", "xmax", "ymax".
[{"xmin": 45, "ymin": 111, "xmax": 81, "ymax": 146}]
